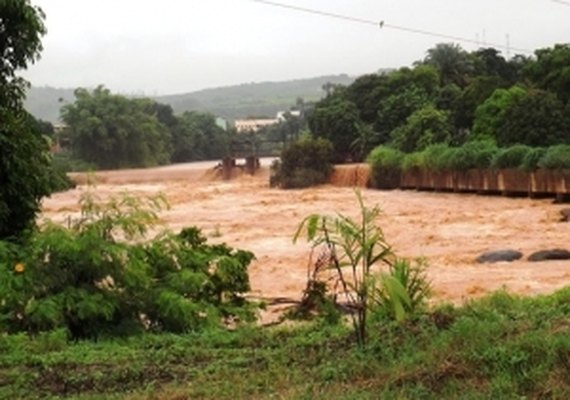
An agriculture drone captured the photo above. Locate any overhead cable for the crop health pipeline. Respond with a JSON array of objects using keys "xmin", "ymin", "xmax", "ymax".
[{"xmin": 250, "ymin": 0, "xmax": 533, "ymax": 54}]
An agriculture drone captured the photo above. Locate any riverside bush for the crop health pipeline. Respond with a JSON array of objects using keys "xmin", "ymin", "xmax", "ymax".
[
  {"xmin": 491, "ymin": 144, "xmax": 533, "ymax": 169},
  {"xmin": 0, "ymin": 192, "xmax": 255, "ymax": 339},
  {"xmin": 520, "ymin": 147, "xmax": 547, "ymax": 171},
  {"xmin": 366, "ymin": 146, "xmax": 404, "ymax": 189},
  {"xmin": 272, "ymin": 136, "xmax": 334, "ymax": 188},
  {"xmin": 538, "ymin": 144, "xmax": 570, "ymax": 170}
]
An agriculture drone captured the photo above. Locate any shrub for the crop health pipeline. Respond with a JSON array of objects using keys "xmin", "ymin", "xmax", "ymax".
[
  {"xmin": 46, "ymin": 154, "xmax": 76, "ymax": 193},
  {"xmin": 373, "ymin": 258, "xmax": 431, "ymax": 321},
  {"xmin": 520, "ymin": 147, "xmax": 547, "ymax": 171},
  {"xmin": 272, "ymin": 136, "xmax": 334, "ymax": 188},
  {"xmin": 538, "ymin": 145, "xmax": 570, "ymax": 170},
  {"xmin": 419, "ymin": 143, "xmax": 453, "ymax": 170},
  {"xmin": 401, "ymin": 152, "xmax": 424, "ymax": 171},
  {"xmin": 491, "ymin": 145, "xmax": 533, "ymax": 170},
  {"xmin": 0, "ymin": 192, "xmax": 256, "ymax": 339},
  {"xmin": 366, "ymin": 146, "xmax": 404, "ymax": 189},
  {"xmin": 444, "ymin": 140, "xmax": 499, "ymax": 170}
]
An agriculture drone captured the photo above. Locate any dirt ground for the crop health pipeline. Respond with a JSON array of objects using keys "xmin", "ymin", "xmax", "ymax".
[{"xmin": 42, "ymin": 159, "xmax": 570, "ymax": 317}]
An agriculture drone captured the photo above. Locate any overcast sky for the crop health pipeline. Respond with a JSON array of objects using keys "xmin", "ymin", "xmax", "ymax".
[{"xmin": 21, "ymin": 0, "xmax": 570, "ymax": 95}]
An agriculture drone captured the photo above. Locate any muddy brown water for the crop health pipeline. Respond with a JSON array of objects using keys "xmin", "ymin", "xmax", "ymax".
[{"xmin": 43, "ymin": 160, "xmax": 570, "ymax": 321}]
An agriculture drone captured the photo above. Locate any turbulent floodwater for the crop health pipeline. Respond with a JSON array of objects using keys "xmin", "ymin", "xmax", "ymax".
[{"xmin": 42, "ymin": 159, "xmax": 570, "ymax": 319}]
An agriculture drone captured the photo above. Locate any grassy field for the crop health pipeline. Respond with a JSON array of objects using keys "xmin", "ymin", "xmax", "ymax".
[{"xmin": 1, "ymin": 288, "xmax": 569, "ymax": 399}]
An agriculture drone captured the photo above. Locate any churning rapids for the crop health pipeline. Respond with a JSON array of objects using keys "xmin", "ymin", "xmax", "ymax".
[{"xmin": 42, "ymin": 159, "xmax": 570, "ymax": 321}]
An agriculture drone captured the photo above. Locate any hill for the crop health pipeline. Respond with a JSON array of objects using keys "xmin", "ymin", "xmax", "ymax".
[{"xmin": 24, "ymin": 74, "xmax": 356, "ymax": 122}]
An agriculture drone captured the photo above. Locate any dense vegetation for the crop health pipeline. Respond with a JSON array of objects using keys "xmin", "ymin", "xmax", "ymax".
[
  {"xmin": 0, "ymin": 192, "xmax": 256, "ymax": 339},
  {"xmin": 3, "ymin": 3, "xmax": 570, "ymax": 398},
  {"xmin": 1, "ymin": 288, "xmax": 569, "ymax": 399},
  {"xmin": 59, "ymin": 87, "xmax": 231, "ymax": 169},
  {"xmin": 0, "ymin": 0, "xmax": 73, "ymax": 240},
  {"xmin": 270, "ymin": 136, "xmax": 334, "ymax": 188},
  {"xmin": 307, "ymin": 43, "xmax": 569, "ymax": 162},
  {"xmin": 367, "ymin": 142, "xmax": 570, "ymax": 190},
  {"xmin": 25, "ymin": 75, "xmax": 355, "ymax": 122}
]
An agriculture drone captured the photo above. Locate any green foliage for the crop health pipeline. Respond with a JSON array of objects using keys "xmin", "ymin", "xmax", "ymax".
[
  {"xmin": 520, "ymin": 147, "xmax": 547, "ymax": 171},
  {"xmin": 418, "ymin": 143, "xmax": 453, "ymax": 170},
  {"xmin": 2, "ymin": 287, "xmax": 569, "ymax": 399},
  {"xmin": 472, "ymin": 85, "xmax": 527, "ymax": 141},
  {"xmin": 0, "ymin": 192, "xmax": 255, "ymax": 338},
  {"xmin": 366, "ymin": 146, "xmax": 404, "ymax": 189},
  {"xmin": 0, "ymin": 0, "xmax": 55, "ymax": 240},
  {"xmin": 403, "ymin": 141, "xmax": 499, "ymax": 172},
  {"xmin": 0, "ymin": 0, "xmax": 46, "ymax": 108},
  {"xmin": 294, "ymin": 191, "xmax": 393, "ymax": 346},
  {"xmin": 308, "ymin": 94, "xmax": 362, "ymax": 162},
  {"xmin": 538, "ymin": 145, "xmax": 570, "ymax": 170},
  {"xmin": 473, "ymin": 47, "xmax": 518, "ymax": 84},
  {"xmin": 61, "ymin": 86, "xmax": 172, "ymax": 169},
  {"xmin": 272, "ymin": 136, "xmax": 334, "ymax": 189},
  {"xmin": 390, "ymin": 105, "xmax": 453, "ymax": 152},
  {"xmin": 373, "ymin": 258, "xmax": 431, "ymax": 322},
  {"xmin": 443, "ymin": 140, "xmax": 499, "ymax": 171},
  {"xmin": 376, "ymin": 85, "xmax": 431, "ymax": 140},
  {"xmin": 171, "ymin": 111, "xmax": 230, "ymax": 162},
  {"xmin": 524, "ymin": 43, "xmax": 570, "ymax": 103},
  {"xmin": 423, "ymin": 43, "xmax": 474, "ymax": 88},
  {"xmin": 497, "ymin": 89, "xmax": 570, "ymax": 147},
  {"xmin": 0, "ymin": 111, "xmax": 54, "ymax": 240},
  {"xmin": 491, "ymin": 144, "xmax": 533, "ymax": 169}
]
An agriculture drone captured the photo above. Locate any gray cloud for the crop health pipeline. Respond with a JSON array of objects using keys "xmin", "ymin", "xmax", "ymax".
[{"xmin": 22, "ymin": 0, "xmax": 570, "ymax": 95}]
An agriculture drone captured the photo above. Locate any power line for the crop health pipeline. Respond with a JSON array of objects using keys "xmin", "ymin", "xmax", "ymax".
[{"xmin": 249, "ymin": 0, "xmax": 533, "ymax": 54}]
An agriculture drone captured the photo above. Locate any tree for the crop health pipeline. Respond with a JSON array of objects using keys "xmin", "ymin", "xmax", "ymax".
[
  {"xmin": 0, "ymin": 0, "xmax": 53, "ymax": 240},
  {"xmin": 423, "ymin": 43, "xmax": 474, "ymax": 88},
  {"xmin": 524, "ymin": 44, "xmax": 570, "ymax": 104},
  {"xmin": 473, "ymin": 48, "xmax": 518, "ymax": 84},
  {"xmin": 62, "ymin": 87, "xmax": 172, "ymax": 169},
  {"xmin": 472, "ymin": 86, "xmax": 527, "ymax": 141},
  {"xmin": 375, "ymin": 85, "xmax": 431, "ymax": 141},
  {"xmin": 308, "ymin": 94, "xmax": 362, "ymax": 162},
  {"xmin": 453, "ymin": 75, "xmax": 507, "ymax": 130},
  {"xmin": 271, "ymin": 136, "xmax": 333, "ymax": 188},
  {"xmin": 390, "ymin": 105, "xmax": 453, "ymax": 153},
  {"xmin": 497, "ymin": 89, "xmax": 570, "ymax": 147},
  {"xmin": 171, "ymin": 111, "xmax": 229, "ymax": 162},
  {"xmin": 345, "ymin": 74, "xmax": 390, "ymax": 124}
]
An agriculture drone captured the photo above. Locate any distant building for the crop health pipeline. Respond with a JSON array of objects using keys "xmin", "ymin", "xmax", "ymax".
[
  {"xmin": 276, "ymin": 110, "xmax": 301, "ymax": 122},
  {"xmin": 234, "ymin": 118, "xmax": 278, "ymax": 133}
]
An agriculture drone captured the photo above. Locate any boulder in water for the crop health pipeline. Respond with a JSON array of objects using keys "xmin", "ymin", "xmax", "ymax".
[
  {"xmin": 528, "ymin": 249, "xmax": 570, "ymax": 262},
  {"xmin": 560, "ymin": 208, "xmax": 570, "ymax": 222},
  {"xmin": 476, "ymin": 249, "xmax": 523, "ymax": 264}
]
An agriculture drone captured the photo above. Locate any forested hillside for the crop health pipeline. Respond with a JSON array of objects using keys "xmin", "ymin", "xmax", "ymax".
[{"xmin": 24, "ymin": 74, "xmax": 356, "ymax": 122}]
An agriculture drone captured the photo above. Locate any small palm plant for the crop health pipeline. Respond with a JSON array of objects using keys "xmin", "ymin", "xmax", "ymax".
[{"xmin": 294, "ymin": 191, "xmax": 411, "ymax": 346}]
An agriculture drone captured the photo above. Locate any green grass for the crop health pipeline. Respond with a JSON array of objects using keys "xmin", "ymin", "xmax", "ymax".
[{"xmin": 1, "ymin": 288, "xmax": 569, "ymax": 399}]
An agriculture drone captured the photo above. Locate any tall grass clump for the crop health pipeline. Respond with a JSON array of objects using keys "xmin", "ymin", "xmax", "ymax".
[
  {"xmin": 366, "ymin": 146, "xmax": 404, "ymax": 189},
  {"xmin": 520, "ymin": 147, "xmax": 547, "ymax": 171},
  {"xmin": 538, "ymin": 144, "xmax": 570, "ymax": 170},
  {"xmin": 418, "ymin": 143, "xmax": 453, "ymax": 170},
  {"xmin": 491, "ymin": 144, "xmax": 533, "ymax": 169},
  {"xmin": 443, "ymin": 140, "xmax": 499, "ymax": 170}
]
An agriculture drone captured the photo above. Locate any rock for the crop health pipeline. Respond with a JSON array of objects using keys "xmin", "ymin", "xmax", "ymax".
[
  {"xmin": 560, "ymin": 208, "xmax": 570, "ymax": 222},
  {"xmin": 476, "ymin": 249, "xmax": 523, "ymax": 264},
  {"xmin": 528, "ymin": 249, "xmax": 570, "ymax": 262}
]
